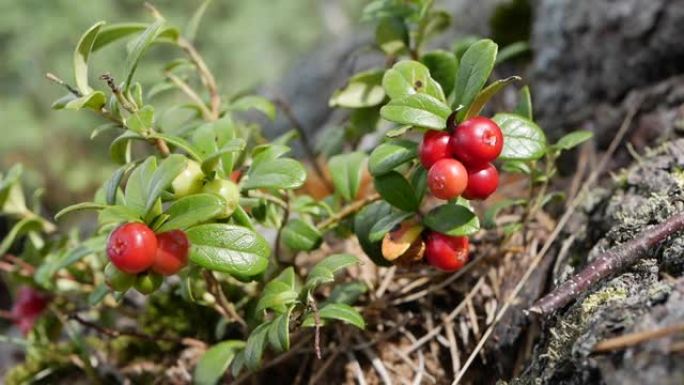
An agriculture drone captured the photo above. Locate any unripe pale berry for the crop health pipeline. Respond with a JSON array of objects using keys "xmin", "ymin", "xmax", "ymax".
[
  {"xmin": 135, "ymin": 272, "xmax": 163, "ymax": 295},
  {"xmin": 105, "ymin": 263, "xmax": 136, "ymax": 291},
  {"xmin": 106, "ymin": 223, "xmax": 157, "ymax": 274},
  {"xmin": 449, "ymin": 116, "xmax": 503, "ymax": 166},
  {"xmin": 427, "ymin": 158, "xmax": 468, "ymax": 200},
  {"xmin": 172, "ymin": 160, "xmax": 204, "ymax": 198},
  {"xmin": 425, "ymin": 232, "xmax": 469, "ymax": 271},
  {"xmin": 202, "ymin": 178, "xmax": 240, "ymax": 218},
  {"xmin": 152, "ymin": 230, "xmax": 189, "ymax": 276}
]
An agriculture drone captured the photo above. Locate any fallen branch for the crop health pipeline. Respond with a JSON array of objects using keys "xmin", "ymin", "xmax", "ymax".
[
  {"xmin": 529, "ymin": 210, "xmax": 684, "ymax": 316},
  {"xmin": 593, "ymin": 322, "xmax": 684, "ymax": 353}
]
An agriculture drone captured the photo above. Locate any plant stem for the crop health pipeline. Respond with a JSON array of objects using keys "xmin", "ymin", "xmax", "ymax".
[
  {"xmin": 273, "ymin": 98, "xmax": 333, "ymax": 191},
  {"xmin": 203, "ymin": 270, "xmax": 247, "ymax": 329},
  {"xmin": 165, "ymin": 71, "xmax": 213, "ymax": 120},
  {"xmin": 317, "ymin": 193, "xmax": 381, "ymax": 231},
  {"xmin": 529, "ymin": 210, "xmax": 684, "ymax": 316},
  {"xmin": 177, "ymin": 37, "xmax": 221, "ymax": 120}
]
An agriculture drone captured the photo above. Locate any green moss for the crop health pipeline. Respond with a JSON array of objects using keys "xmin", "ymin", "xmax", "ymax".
[{"xmin": 580, "ymin": 286, "xmax": 628, "ymax": 319}]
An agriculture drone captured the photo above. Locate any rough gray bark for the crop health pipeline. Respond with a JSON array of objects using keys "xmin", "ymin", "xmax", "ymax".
[
  {"xmin": 531, "ymin": 0, "xmax": 684, "ymax": 140},
  {"xmin": 508, "ymin": 138, "xmax": 684, "ymax": 385}
]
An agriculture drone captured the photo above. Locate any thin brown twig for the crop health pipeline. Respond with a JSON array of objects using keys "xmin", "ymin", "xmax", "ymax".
[
  {"xmin": 450, "ymin": 94, "xmax": 644, "ymax": 385},
  {"xmin": 273, "ymin": 98, "xmax": 333, "ymax": 191},
  {"xmin": 165, "ymin": 71, "xmax": 213, "ymax": 120},
  {"xmin": 203, "ymin": 270, "xmax": 247, "ymax": 329},
  {"xmin": 308, "ymin": 293, "xmax": 322, "ymax": 359},
  {"xmin": 530, "ymin": 211, "xmax": 684, "ymax": 315},
  {"xmin": 177, "ymin": 37, "xmax": 220, "ymax": 119},
  {"xmin": 69, "ymin": 313, "xmax": 205, "ymax": 348},
  {"xmin": 593, "ymin": 322, "xmax": 684, "ymax": 353},
  {"xmin": 317, "ymin": 193, "xmax": 381, "ymax": 231}
]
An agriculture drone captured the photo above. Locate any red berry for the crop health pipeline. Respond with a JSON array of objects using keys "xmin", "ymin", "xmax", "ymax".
[
  {"xmin": 463, "ymin": 163, "xmax": 499, "ymax": 200},
  {"xmin": 427, "ymin": 158, "xmax": 468, "ymax": 200},
  {"xmin": 449, "ymin": 116, "xmax": 503, "ymax": 165},
  {"xmin": 419, "ymin": 130, "xmax": 451, "ymax": 169},
  {"xmin": 425, "ymin": 232, "xmax": 469, "ymax": 271},
  {"xmin": 106, "ymin": 223, "xmax": 157, "ymax": 274},
  {"xmin": 152, "ymin": 230, "xmax": 190, "ymax": 276},
  {"xmin": 11, "ymin": 287, "xmax": 49, "ymax": 335}
]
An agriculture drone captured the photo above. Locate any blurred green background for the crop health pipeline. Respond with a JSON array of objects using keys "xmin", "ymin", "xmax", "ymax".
[{"xmin": 0, "ymin": 0, "xmax": 365, "ymax": 210}]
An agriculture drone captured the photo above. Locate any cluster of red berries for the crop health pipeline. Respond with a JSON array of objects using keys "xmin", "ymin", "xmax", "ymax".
[
  {"xmin": 419, "ymin": 115, "xmax": 504, "ymax": 272},
  {"xmin": 10, "ymin": 286, "xmax": 49, "ymax": 335},
  {"xmin": 105, "ymin": 223, "xmax": 189, "ymax": 294}
]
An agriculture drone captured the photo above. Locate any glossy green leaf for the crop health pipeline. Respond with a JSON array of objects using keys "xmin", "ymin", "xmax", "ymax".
[
  {"xmin": 267, "ymin": 310, "xmax": 291, "ymax": 353},
  {"xmin": 330, "ymin": 70, "xmax": 385, "ymax": 108},
  {"xmin": 317, "ymin": 303, "xmax": 365, "ymax": 329},
  {"xmin": 514, "ymin": 86, "xmax": 533, "ymax": 120},
  {"xmin": 92, "ymin": 23, "xmax": 178, "ymax": 52},
  {"xmin": 369, "ymin": 210, "xmax": 413, "ymax": 242},
  {"xmin": 423, "ymin": 202, "xmax": 480, "ymax": 236},
  {"xmin": 380, "ymin": 93, "xmax": 451, "ymax": 129},
  {"xmin": 256, "ymin": 267, "xmax": 299, "ymax": 313},
  {"xmin": 368, "ymin": 139, "xmax": 417, "ymax": 176},
  {"xmin": 553, "ymin": 130, "xmax": 593, "ymax": 151},
  {"xmin": 375, "ymin": 17, "xmax": 408, "ymax": 55},
  {"xmin": 374, "ymin": 171, "xmax": 418, "ymax": 212},
  {"xmin": 230, "ymin": 95, "xmax": 276, "ymax": 121},
  {"xmin": 462, "ymin": 76, "xmax": 520, "ymax": 120},
  {"xmin": 382, "ymin": 60, "xmax": 445, "ymax": 101},
  {"xmin": 251, "ymin": 144, "xmax": 291, "ymax": 166},
  {"xmin": 421, "ymin": 50, "xmax": 457, "ymax": 97},
  {"xmin": 328, "ymin": 152, "xmax": 367, "ymax": 201},
  {"xmin": 422, "ymin": 10, "xmax": 451, "ymax": 40},
  {"xmin": 73, "ymin": 21, "xmax": 104, "ymax": 95},
  {"xmin": 123, "ymin": 19, "xmax": 165, "ymax": 91},
  {"xmin": 495, "ymin": 41, "xmax": 530, "ymax": 65},
  {"xmin": 200, "ymin": 138, "xmax": 246, "ymax": 174},
  {"xmin": 186, "ymin": 0, "xmax": 213, "ymax": 42},
  {"xmin": 453, "ymin": 39, "xmax": 498, "ymax": 115},
  {"xmin": 157, "ymin": 194, "xmax": 225, "ymax": 232},
  {"xmin": 98, "ymin": 205, "xmax": 142, "ymax": 224},
  {"xmin": 305, "ymin": 253, "xmax": 358, "ymax": 289},
  {"xmin": 148, "ymin": 132, "xmax": 202, "ymax": 161},
  {"xmin": 105, "ymin": 164, "xmax": 133, "ymax": 205},
  {"xmin": 0, "ymin": 217, "xmax": 43, "ymax": 256},
  {"xmin": 281, "ymin": 219, "xmax": 322, "ymax": 252},
  {"xmin": 126, "ymin": 105, "xmax": 155, "ymax": 134},
  {"xmin": 54, "ymin": 202, "xmax": 106, "ymax": 220},
  {"xmin": 243, "ymin": 158, "xmax": 306, "ymax": 190},
  {"xmin": 501, "ymin": 159, "xmax": 531, "ymax": 175},
  {"xmin": 452, "ymin": 36, "xmax": 480, "ymax": 60},
  {"xmin": 187, "ymin": 224, "xmax": 270, "ymax": 277},
  {"xmin": 193, "ymin": 340, "xmax": 244, "ymax": 385},
  {"xmin": 410, "ymin": 167, "xmax": 428, "ymax": 203},
  {"xmin": 354, "ymin": 201, "xmax": 393, "ymax": 267},
  {"xmin": 328, "ymin": 281, "xmax": 368, "ymax": 305},
  {"xmin": 124, "ymin": 156, "xmax": 157, "ymax": 216},
  {"xmin": 109, "ymin": 131, "xmax": 143, "ymax": 164},
  {"xmin": 243, "ymin": 322, "xmax": 271, "ymax": 371},
  {"xmin": 51, "ymin": 94, "xmax": 78, "ymax": 110},
  {"xmin": 493, "ymin": 113, "xmax": 547, "ymax": 160},
  {"xmin": 64, "ymin": 91, "xmax": 107, "ymax": 111}
]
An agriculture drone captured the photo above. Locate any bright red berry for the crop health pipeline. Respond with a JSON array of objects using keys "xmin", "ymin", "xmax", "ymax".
[
  {"xmin": 419, "ymin": 130, "xmax": 451, "ymax": 169},
  {"xmin": 424, "ymin": 232, "xmax": 469, "ymax": 272},
  {"xmin": 106, "ymin": 222, "xmax": 157, "ymax": 274},
  {"xmin": 427, "ymin": 158, "xmax": 468, "ymax": 200},
  {"xmin": 449, "ymin": 116, "xmax": 503, "ymax": 165},
  {"xmin": 11, "ymin": 287, "xmax": 49, "ymax": 335},
  {"xmin": 152, "ymin": 230, "xmax": 190, "ymax": 276},
  {"xmin": 463, "ymin": 163, "xmax": 499, "ymax": 200}
]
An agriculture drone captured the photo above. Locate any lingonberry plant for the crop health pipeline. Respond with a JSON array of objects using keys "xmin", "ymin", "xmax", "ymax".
[{"xmin": 0, "ymin": 0, "xmax": 594, "ymax": 383}]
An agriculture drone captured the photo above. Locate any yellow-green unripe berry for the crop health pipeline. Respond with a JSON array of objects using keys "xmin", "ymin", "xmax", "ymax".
[
  {"xmin": 172, "ymin": 160, "xmax": 204, "ymax": 198},
  {"xmin": 104, "ymin": 263, "xmax": 135, "ymax": 292},
  {"xmin": 202, "ymin": 178, "xmax": 240, "ymax": 218},
  {"xmin": 134, "ymin": 272, "xmax": 163, "ymax": 295}
]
